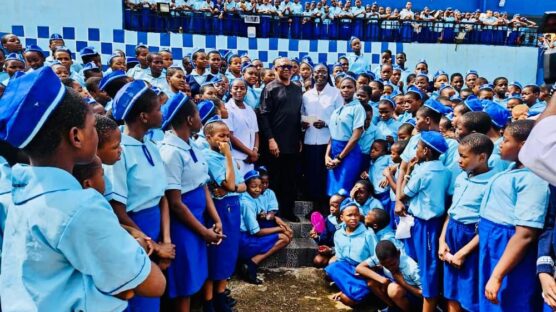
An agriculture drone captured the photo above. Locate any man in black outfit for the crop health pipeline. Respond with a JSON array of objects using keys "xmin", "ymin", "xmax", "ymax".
[{"xmin": 259, "ymin": 57, "xmax": 302, "ymax": 222}]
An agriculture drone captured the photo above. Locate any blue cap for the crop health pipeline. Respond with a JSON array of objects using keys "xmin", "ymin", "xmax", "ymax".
[
  {"xmin": 136, "ymin": 43, "xmax": 148, "ymax": 49},
  {"xmin": 161, "ymin": 92, "xmax": 190, "ymax": 130},
  {"xmin": 50, "ymin": 33, "xmax": 63, "ymax": 40},
  {"xmin": 507, "ymin": 93, "xmax": 522, "ymax": 101},
  {"xmin": 226, "ymin": 53, "xmax": 239, "ymax": 64},
  {"xmin": 0, "ymin": 67, "xmax": 66, "ymax": 148},
  {"xmin": 204, "ymin": 115, "xmax": 222, "ymax": 126},
  {"xmin": 191, "ymin": 48, "xmax": 205, "ymax": 56},
  {"xmin": 108, "ymin": 53, "xmax": 123, "ymax": 65},
  {"xmin": 244, "ymin": 170, "xmax": 261, "ymax": 182},
  {"xmin": 332, "ymin": 62, "xmax": 343, "ymax": 68},
  {"xmin": 218, "ymin": 49, "xmax": 229, "ymax": 57},
  {"xmin": 80, "ymin": 46, "xmax": 99, "ymax": 58},
  {"xmin": 379, "ymin": 95, "xmax": 396, "ymax": 108},
  {"xmin": 112, "ymin": 80, "xmax": 150, "ymax": 121},
  {"xmin": 450, "ymin": 95, "xmax": 462, "ymax": 102},
  {"xmin": 508, "ymin": 81, "xmax": 522, "ymax": 90},
  {"xmin": 301, "ymin": 56, "xmax": 314, "ymax": 68},
  {"xmin": 99, "ymin": 70, "xmax": 126, "ymax": 91},
  {"xmin": 5, "ymin": 53, "xmax": 25, "ymax": 64},
  {"xmin": 465, "ymin": 69, "xmax": 478, "ymax": 78},
  {"xmin": 241, "ymin": 62, "xmax": 255, "ymax": 73},
  {"xmin": 479, "ymin": 84, "xmax": 493, "ymax": 91},
  {"xmin": 406, "ymin": 85, "xmax": 423, "ymax": 99},
  {"xmin": 257, "ymin": 166, "xmax": 268, "ymax": 174},
  {"xmin": 339, "ymin": 199, "xmax": 358, "ymax": 212},
  {"xmin": 433, "ymin": 70, "xmax": 448, "ymax": 81},
  {"xmin": 350, "ymin": 36, "xmax": 360, "ymax": 43},
  {"xmin": 463, "ymin": 98, "xmax": 483, "ymax": 112},
  {"xmin": 420, "ymin": 131, "xmax": 448, "ymax": 154},
  {"xmin": 82, "ymin": 62, "xmax": 101, "ymax": 73},
  {"xmin": 151, "ymin": 86, "xmax": 163, "ymax": 96},
  {"xmin": 483, "ymin": 100, "xmax": 510, "ymax": 128},
  {"xmin": 424, "ymin": 98, "xmax": 449, "ymax": 114},
  {"xmin": 198, "ymin": 100, "xmax": 216, "ymax": 124},
  {"xmin": 126, "ymin": 57, "xmax": 139, "ymax": 66},
  {"xmin": 417, "ymin": 59, "xmax": 427, "ymax": 66},
  {"xmin": 55, "ymin": 46, "xmax": 71, "ymax": 54},
  {"xmin": 416, "ymin": 73, "xmax": 429, "ymax": 81},
  {"xmin": 439, "ymin": 83, "xmax": 453, "ymax": 93},
  {"xmin": 291, "ymin": 57, "xmax": 300, "ymax": 64},
  {"xmin": 24, "ymin": 44, "xmax": 45, "ymax": 56},
  {"xmin": 403, "ymin": 118, "xmax": 416, "ymax": 127}
]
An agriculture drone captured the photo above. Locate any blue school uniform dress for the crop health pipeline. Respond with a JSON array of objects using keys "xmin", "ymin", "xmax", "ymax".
[
  {"xmin": 369, "ymin": 154, "xmax": 391, "ymax": 207},
  {"xmin": 376, "ymin": 118, "xmax": 401, "ymax": 141},
  {"xmin": 358, "ymin": 123, "xmax": 377, "ymax": 169},
  {"xmin": 324, "ymin": 223, "xmax": 378, "ymax": 302},
  {"xmin": 203, "ymin": 147, "xmax": 244, "ymax": 280},
  {"xmin": 327, "ymin": 99, "xmax": 366, "ymax": 196},
  {"xmin": 244, "ymin": 84, "xmax": 263, "ymax": 109},
  {"xmin": 127, "ymin": 65, "xmax": 150, "ymax": 80},
  {"xmin": 347, "ymin": 53, "xmax": 370, "ymax": 75},
  {"xmin": 159, "ymin": 131, "xmax": 210, "ymax": 298},
  {"xmin": 0, "ymin": 156, "xmax": 11, "ymax": 270},
  {"xmin": 187, "ymin": 70, "xmax": 209, "ymax": 95},
  {"xmin": 375, "ymin": 227, "xmax": 404, "ymax": 251},
  {"xmin": 0, "ymin": 165, "xmax": 152, "ymax": 312},
  {"xmin": 256, "ymin": 188, "xmax": 280, "ymax": 228},
  {"xmin": 239, "ymin": 193, "xmax": 279, "ymax": 259},
  {"xmin": 479, "ymin": 164, "xmax": 549, "ymax": 312},
  {"xmin": 403, "ymin": 160, "xmax": 450, "ymax": 299},
  {"xmin": 400, "ymin": 132, "xmax": 421, "ymax": 163},
  {"xmin": 444, "ymin": 169, "xmax": 497, "ymax": 312},
  {"xmin": 388, "ymin": 164, "xmax": 401, "ymax": 229},
  {"xmin": 104, "ymin": 133, "xmax": 166, "ymax": 312},
  {"xmin": 528, "ymin": 100, "xmax": 547, "ymax": 117},
  {"xmin": 357, "ymin": 197, "xmax": 384, "ymax": 216}
]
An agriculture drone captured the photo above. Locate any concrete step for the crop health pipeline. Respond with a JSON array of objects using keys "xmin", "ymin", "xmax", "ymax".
[
  {"xmin": 260, "ymin": 237, "xmax": 318, "ymax": 268},
  {"xmin": 294, "ymin": 201, "xmax": 313, "ymax": 218},
  {"xmin": 286, "ymin": 216, "xmax": 313, "ymax": 239}
]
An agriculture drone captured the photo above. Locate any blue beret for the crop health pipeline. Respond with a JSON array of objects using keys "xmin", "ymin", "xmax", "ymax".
[
  {"xmin": 50, "ymin": 33, "xmax": 63, "ymax": 40},
  {"xmin": 151, "ymin": 86, "xmax": 162, "ymax": 96},
  {"xmin": 136, "ymin": 43, "xmax": 148, "ymax": 49},
  {"xmin": 209, "ymin": 75, "xmax": 223, "ymax": 84},
  {"xmin": 24, "ymin": 45, "xmax": 45, "ymax": 56},
  {"xmin": 204, "ymin": 115, "xmax": 223, "ymax": 126},
  {"xmin": 479, "ymin": 84, "xmax": 493, "ymax": 91},
  {"xmin": 350, "ymin": 36, "xmax": 360, "ymax": 43},
  {"xmin": 108, "ymin": 53, "xmax": 123, "ymax": 65},
  {"xmin": 191, "ymin": 48, "xmax": 205, "ymax": 56},
  {"xmin": 241, "ymin": 62, "xmax": 255, "ymax": 73},
  {"xmin": 424, "ymin": 98, "xmax": 449, "ymax": 114},
  {"xmin": 126, "ymin": 57, "xmax": 139, "ymax": 66},
  {"xmin": 339, "ymin": 199, "xmax": 358, "ymax": 212},
  {"xmin": 332, "ymin": 62, "xmax": 343, "ymax": 68},
  {"xmin": 483, "ymin": 100, "xmax": 510, "ymax": 128},
  {"xmin": 416, "ymin": 73, "xmax": 429, "ymax": 81},
  {"xmin": 439, "ymin": 83, "xmax": 453, "ymax": 92},
  {"xmin": 244, "ymin": 170, "xmax": 261, "ymax": 182},
  {"xmin": 392, "ymin": 65, "xmax": 402, "ymax": 72},
  {"xmin": 226, "ymin": 53, "xmax": 239, "ymax": 64},
  {"xmin": 403, "ymin": 118, "xmax": 416, "ymax": 127},
  {"xmin": 5, "ymin": 53, "xmax": 25, "ymax": 64},
  {"xmin": 0, "ymin": 67, "xmax": 66, "ymax": 148},
  {"xmin": 509, "ymin": 81, "xmax": 522, "ymax": 90},
  {"xmin": 198, "ymin": 100, "xmax": 216, "ymax": 124},
  {"xmin": 406, "ymin": 85, "xmax": 423, "ymax": 99},
  {"xmin": 257, "ymin": 166, "xmax": 268, "ymax": 174},
  {"xmin": 507, "ymin": 93, "xmax": 522, "ymax": 100},
  {"xmin": 291, "ymin": 57, "xmax": 300, "ymax": 64},
  {"xmin": 463, "ymin": 98, "xmax": 483, "ymax": 112},
  {"xmin": 161, "ymin": 92, "xmax": 190, "ymax": 130},
  {"xmin": 433, "ymin": 70, "xmax": 448, "ymax": 81},
  {"xmin": 379, "ymin": 95, "xmax": 396, "ymax": 108},
  {"xmin": 417, "ymin": 59, "xmax": 427, "ymax": 66},
  {"xmin": 54, "ymin": 46, "xmax": 72, "ymax": 54},
  {"xmin": 82, "ymin": 62, "xmax": 100, "ymax": 73},
  {"xmin": 218, "ymin": 49, "xmax": 229, "ymax": 57},
  {"xmin": 99, "ymin": 70, "xmax": 127, "ymax": 91},
  {"xmin": 465, "ymin": 69, "xmax": 478, "ymax": 78},
  {"xmin": 112, "ymin": 80, "xmax": 150, "ymax": 121},
  {"xmin": 301, "ymin": 56, "xmax": 314, "ymax": 66},
  {"xmin": 450, "ymin": 95, "xmax": 462, "ymax": 102},
  {"xmin": 420, "ymin": 131, "xmax": 448, "ymax": 154},
  {"xmin": 80, "ymin": 46, "xmax": 99, "ymax": 58}
]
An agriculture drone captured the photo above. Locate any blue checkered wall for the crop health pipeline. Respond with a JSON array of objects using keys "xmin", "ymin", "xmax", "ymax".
[{"xmin": 2, "ymin": 25, "xmax": 403, "ymax": 68}]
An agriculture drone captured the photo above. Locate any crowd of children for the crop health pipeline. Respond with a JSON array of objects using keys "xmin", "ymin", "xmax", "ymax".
[{"xmin": 0, "ymin": 30, "xmax": 554, "ymax": 312}]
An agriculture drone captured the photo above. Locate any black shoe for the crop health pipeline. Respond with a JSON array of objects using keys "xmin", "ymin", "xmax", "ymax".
[
  {"xmin": 203, "ymin": 300, "xmax": 216, "ymax": 312},
  {"xmin": 227, "ymin": 296, "xmax": 237, "ymax": 307},
  {"xmin": 245, "ymin": 259, "xmax": 263, "ymax": 285},
  {"xmin": 224, "ymin": 288, "xmax": 231, "ymax": 297},
  {"xmin": 214, "ymin": 292, "xmax": 233, "ymax": 312}
]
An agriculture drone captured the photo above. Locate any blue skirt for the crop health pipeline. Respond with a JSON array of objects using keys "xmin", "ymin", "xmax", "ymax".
[
  {"xmin": 207, "ymin": 195, "xmax": 241, "ymax": 280},
  {"xmin": 260, "ymin": 15, "xmax": 271, "ymax": 38},
  {"xmin": 443, "ymin": 27, "xmax": 455, "ymax": 43},
  {"xmin": 127, "ymin": 205, "xmax": 161, "ymax": 312},
  {"xmin": 403, "ymin": 216, "xmax": 442, "ymax": 298},
  {"xmin": 400, "ymin": 22, "xmax": 413, "ymax": 42},
  {"xmin": 444, "ymin": 219, "xmax": 479, "ymax": 312},
  {"xmin": 167, "ymin": 187, "xmax": 208, "ymax": 298},
  {"xmin": 479, "ymin": 218, "xmax": 541, "ymax": 312},
  {"xmin": 302, "ymin": 21, "xmax": 313, "ymax": 40},
  {"xmin": 291, "ymin": 16, "xmax": 301, "ymax": 39},
  {"xmin": 353, "ymin": 20, "xmax": 364, "ymax": 39},
  {"xmin": 387, "ymin": 201, "xmax": 399, "ymax": 230},
  {"xmin": 259, "ymin": 218, "xmax": 278, "ymax": 229},
  {"xmin": 327, "ymin": 139, "xmax": 363, "ymax": 196},
  {"xmin": 239, "ymin": 231, "xmax": 279, "ymax": 260},
  {"xmin": 328, "ymin": 22, "xmax": 338, "ymax": 40},
  {"xmin": 324, "ymin": 259, "xmax": 370, "ymax": 303},
  {"xmin": 365, "ymin": 23, "xmax": 379, "ymax": 41},
  {"xmin": 376, "ymin": 191, "xmax": 390, "ymax": 211}
]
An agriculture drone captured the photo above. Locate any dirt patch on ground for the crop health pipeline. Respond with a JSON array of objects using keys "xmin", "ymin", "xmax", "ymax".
[{"xmin": 229, "ymin": 267, "xmax": 354, "ymax": 312}]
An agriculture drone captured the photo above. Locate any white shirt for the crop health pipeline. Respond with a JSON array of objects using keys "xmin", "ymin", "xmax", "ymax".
[
  {"xmin": 520, "ymin": 115, "xmax": 556, "ymax": 185},
  {"xmin": 399, "ymin": 8, "xmax": 414, "ymax": 20},
  {"xmin": 224, "ymin": 99, "xmax": 259, "ymax": 160},
  {"xmin": 301, "ymin": 84, "xmax": 343, "ymax": 145}
]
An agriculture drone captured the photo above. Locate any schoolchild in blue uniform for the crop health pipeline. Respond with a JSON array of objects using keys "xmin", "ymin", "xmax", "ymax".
[
  {"xmin": 382, "ymin": 140, "xmax": 408, "ymax": 230},
  {"xmin": 127, "ymin": 44, "xmax": 150, "ymax": 80},
  {"xmin": 439, "ymin": 133, "xmax": 496, "ymax": 312},
  {"xmin": 357, "ymin": 102, "xmax": 378, "ymax": 168},
  {"xmin": 356, "ymin": 240, "xmax": 422, "ymax": 312},
  {"xmin": 187, "ymin": 49, "xmax": 211, "ymax": 96},
  {"xmin": 0, "ymin": 67, "xmax": 165, "ymax": 311},
  {"xmin": 483, "ymin": 100, "xmax": 512, "ymax": 171},
  {"xmin": 364, "ymin": 208, "xmax": 404, "ymax": 252},
  {"xmin": 350, "ymin": 179, "xmax": 383, "ymax": 218},
  {"xmin": 326, "ymin": 76, "xmax": 366, "ymax": 196},
  {"xmin": 23, "ymin": 44, "xmax": 46, "ymax": 71},
  {"xmin": 397, "ymin": 86, "xmax": 424, "ymax": 125},
  {"xmin": 239, "ymin": 170, "xmax": 291, "ymax": 284},
  {"xmin": 256, "ymin": 167, "xmax": 292, "ymax": 235},
  {"xmin": 105, "ymin": 80, "xmax": 174, "ymax": 312},
  {"xmin": 398, "ymin": 131, "xmax": 451, "ymax": 311},
  {"xmin": 376, "ymin": 97, "xmax": 401, "ymax": 142},
  {"xmin": 479, "ymin": 120, "xmax": 549, "ymax": 312},
  {"xmin": 158, "ymin": 93, "xmax": 226, "ymax": 311},
  {"xmin": 310, "ymin": 191, "xmax": 346, "ymax": 267},
  {"xmin": 241, "ymin": 63, "xmax": 263, "ymax": 109},
  {"xmin": 324, "ymin": 200, "xmax": 379, "ymax": 307},
  {"xmin": 225, "ymin": 54, "xmax": 242, "ymax": 83},
  {"xmin": 347, "ymin": 37, "xmax": 370, "ymax": 75},
  {"xmin": 1, "ymin": 53, "xmax": 25, "ymax": 86},
  {"xmin": 367, "ymin": 139, "xmax": 391, "ymax": 208},
  {"xmin": 0, "ymin": 155, "xmax": 10, "ymax": 273},
  {"xmin": 202, "ymin": 118, "xmax": 247, "ymax": 312}
]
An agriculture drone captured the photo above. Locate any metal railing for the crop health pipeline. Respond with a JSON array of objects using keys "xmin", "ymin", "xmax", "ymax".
[{"xmin": 123, "ymin": 9, "xmax": 539, "ymax": 46}]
